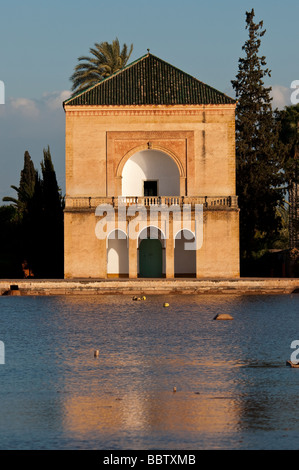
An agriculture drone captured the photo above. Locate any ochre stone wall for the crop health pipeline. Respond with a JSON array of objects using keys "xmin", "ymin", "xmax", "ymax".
[
  {"xmin": 64, "ymin": 104, "xmax": 239, "ymax": 279},
  {"xmin": 64, "ymin": 211, "xmax": 106, "ymax": 279},
  {"xmin": 65, "ymin": 105, "xmax": 236, "ymax": 197},
  {"xmin": 64, "ymin": 207, "xmax": 239, "ymax": 279},
  {"xmin": 196, "ymin": 210, "xmax": 240, "ymax": 278}
]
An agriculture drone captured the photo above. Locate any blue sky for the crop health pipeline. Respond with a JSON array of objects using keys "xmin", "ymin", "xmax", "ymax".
[{"xmin": 0, "ymin": 0, "xmax": 298, "ymax": 200}]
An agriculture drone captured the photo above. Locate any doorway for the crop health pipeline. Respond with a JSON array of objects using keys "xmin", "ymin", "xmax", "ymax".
[
  {"xmin": 139, "ymin": 239, "xmax": 163, "ymax": 278},
  {"xmin": 144, "ymin": 180, "xmax": 158, "ymax": 197}
]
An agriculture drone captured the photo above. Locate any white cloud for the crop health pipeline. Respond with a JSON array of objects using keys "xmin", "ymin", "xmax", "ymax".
[
  {"xmin": 270, "ymin": 85, "xmax": 292, "ymax": 110},
  {"xmin": 10, "ymin": 97, "xmax": 40, "ymax": 118},
  {"xmin": 1, "ymin": 90, "xmax": 71, "ymax": 118},
  {"xmin": 0, "ymin": 90, "xmax": 70, "ymax": 196},
  {"xmin": 41, "ymin": 90, "xmax": 71, "ymax": 111}
]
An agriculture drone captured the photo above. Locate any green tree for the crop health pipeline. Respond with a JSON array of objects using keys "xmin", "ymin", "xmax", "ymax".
[
  {"xmin": 276, "ymin": 105, "xmax": 299, "ymax": 265},
  {"xmin": 231, "ymin": 9, "xmax": 284, "ymax": 263},
  {"xmin": 2, "ymin": 147, "xmax": 64, "ymax": 278},
  {"xmin": 29, "ymin": 146, "xmax": 64, "ymax": 278},
  {"xmin": 2, "ymin": 151, "xmax": 38, "ymax": 277},
  {"xmin": 0, "ymin": 205, "xmax": 23, "ymax": 278},
  {"xmin": 70, "ymin": 37, "xmax": 133, "ymax": 93},
  {"xmin": 276, "ymin": 103, "xmax": 299, "ymax": 188},
  {"xmin": 3, "ymin": 150, "xmax": 37, "ymax": 218}
]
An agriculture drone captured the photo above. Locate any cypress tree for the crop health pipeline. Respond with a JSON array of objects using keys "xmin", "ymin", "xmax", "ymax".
[
  {"xmin": 2, "ymin": 151, "xmax": 38, "ymax": 277},
  {"xmin": 25, "ymin": 172, "xmax": 44, "ymax": 277},
  {"xmin": 19, "ymin": 151, "xmax": 36, "ymax": 207},
  {"xmin": 231, "ymin": 9, "xmax": 284, "ymax": 264},
  {"xmin": 39, "ymin": 146, "xmax": 64, "ymax": 278},
  {"xmin": 2, "ymin": 147, "xmax": 64, "ymax": 278},
  {"xmin": 3, "ymin": 150, "xmax": 37, "ymax": 218}
]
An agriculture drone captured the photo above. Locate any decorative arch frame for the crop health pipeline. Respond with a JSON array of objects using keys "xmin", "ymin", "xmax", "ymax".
[{"xmin": 116, "ymin": 144, "xmax": 186, "ymax": 179}]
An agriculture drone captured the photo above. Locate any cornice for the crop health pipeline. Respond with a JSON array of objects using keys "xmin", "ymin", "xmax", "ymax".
[{"xmin": 64, "ymin": 104, "xmax": 236, "ymax": 116}]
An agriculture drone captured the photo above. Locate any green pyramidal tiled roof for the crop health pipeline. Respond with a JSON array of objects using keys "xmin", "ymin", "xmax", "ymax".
[{"xmin": 64, "ymin": 53, "xmax": 235, "ymax": 106}]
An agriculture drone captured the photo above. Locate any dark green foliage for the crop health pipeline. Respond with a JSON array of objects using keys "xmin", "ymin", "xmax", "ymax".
[
  {"xmin": 276, "ymin": 105, "xmax": 299, "ymax": 264},
  {"xmin": 2, "ymin": 151, "xmax": 37, "ymax": 217},
  {"xmin": 0, "ymin": 205, "xmax": 23, "ymax": 278},
  {"xmin": 1, "ymin": 147, "xmax": 64, "ymax": 278},
  {"xmin": 19, "ymin": 151, "xmax": 37, "ymax": 205},
  {"xmin": 276, "ymin": 103, "xmax": 299, "ymax": 186},
  {"xmin": 231, "ymin": 9, "xmax": 284, "ymax": 262},
  {"xmin": 33, "ymin": 146, "xmax": 64, "ymax": 278}
]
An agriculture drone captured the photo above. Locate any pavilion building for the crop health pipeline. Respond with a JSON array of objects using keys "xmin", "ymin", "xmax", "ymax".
[{"xmin": 63, "ymin": 53, "xmax": 239, "ymax": 278}]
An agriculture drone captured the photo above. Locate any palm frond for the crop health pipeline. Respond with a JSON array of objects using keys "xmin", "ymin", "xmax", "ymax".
[{"xmin": 70, "ymin": 38, "xmax": 133, "ymax": 93}]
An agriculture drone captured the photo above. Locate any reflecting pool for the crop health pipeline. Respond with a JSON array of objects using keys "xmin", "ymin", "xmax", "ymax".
[{"xmin": 0, "ymin": 294, "xmax": 298, "ymax": 449}]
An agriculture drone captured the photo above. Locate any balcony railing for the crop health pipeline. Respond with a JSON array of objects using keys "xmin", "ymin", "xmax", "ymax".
[{"xmin": 65, "ymin": 195, "xmax": 238, "ymax": 210}]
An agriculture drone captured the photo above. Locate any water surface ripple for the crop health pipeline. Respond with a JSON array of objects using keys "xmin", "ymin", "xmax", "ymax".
[{"xmin": 0, "ymin": 294, "xmax": 298, "ymax": 450}]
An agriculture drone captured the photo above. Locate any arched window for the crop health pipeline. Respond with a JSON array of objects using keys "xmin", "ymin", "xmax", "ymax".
[
  {"xmin": 174, "ymin": 229, "xmax": 196, "ymax": 277},
  {"xmin": 107, "ymin": 229, "xmax": 128, "ymax": 278},
  {"xmin": 122, "ymin": 149, "xmax": 180, "ymax": 197}
]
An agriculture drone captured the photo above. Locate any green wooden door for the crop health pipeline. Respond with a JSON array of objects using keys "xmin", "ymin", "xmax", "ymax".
[{"xmin": 139, "ymin": 239, "xmax": 162, "ymax": 278}]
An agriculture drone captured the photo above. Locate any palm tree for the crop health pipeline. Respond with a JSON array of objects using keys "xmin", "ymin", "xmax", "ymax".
[{"xmin": 70, "ymin": 38, "xmax": 133, "ymax": 94}]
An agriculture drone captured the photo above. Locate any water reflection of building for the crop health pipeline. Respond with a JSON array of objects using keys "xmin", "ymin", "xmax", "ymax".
[
  {"xmin": 56, "ymin": 295, "xmax": 250, "ymax": 446},
  {"xmin": 61, "ymin": 354, "xmax": 243, "ymax": 443},
  {"xmin": 63, "ymin": 391, "xmax": 242, "ymax": 442},
  {"xmin": 63, "ymin": 53, "xmax": 239, "ymax": 279}
]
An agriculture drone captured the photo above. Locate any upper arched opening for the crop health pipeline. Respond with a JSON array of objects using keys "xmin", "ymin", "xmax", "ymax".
[{"xmin": 121, "ymin": 149, "xmax": 180, "ymax": 197}]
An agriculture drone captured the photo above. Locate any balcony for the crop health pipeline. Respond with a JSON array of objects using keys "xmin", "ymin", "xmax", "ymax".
[{"xmin": 65, "ymin": 195, "xmax": 238, "ymax": 210}]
